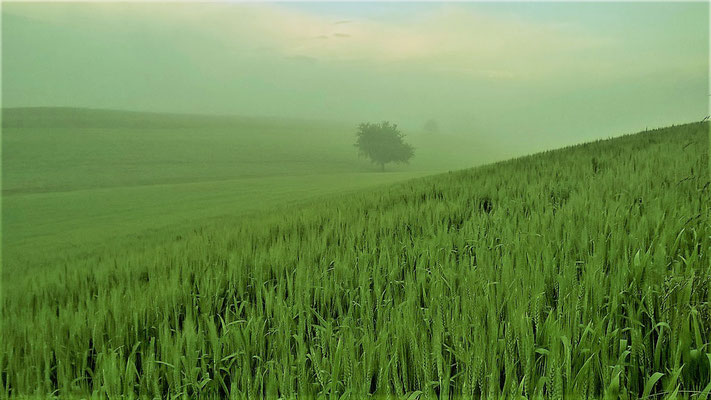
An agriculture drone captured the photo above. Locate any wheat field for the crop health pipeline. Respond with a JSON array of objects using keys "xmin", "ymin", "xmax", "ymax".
[{"xmin": 2, "ymin": 122, "xmax": 709, "ymax": 398}]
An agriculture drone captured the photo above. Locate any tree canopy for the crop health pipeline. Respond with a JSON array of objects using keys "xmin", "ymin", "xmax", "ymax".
[{"xmin": 354, "ymin": 121, "xmax": 414, "ymax": 171}]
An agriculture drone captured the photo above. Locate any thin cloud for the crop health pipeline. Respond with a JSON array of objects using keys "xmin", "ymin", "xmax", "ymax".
[{"xmin": 284, "ymin": 55, "xmax": 318, "ymax": 64}]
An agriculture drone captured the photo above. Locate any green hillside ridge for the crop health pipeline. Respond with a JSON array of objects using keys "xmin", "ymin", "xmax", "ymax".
[{"xmin": 2, "ymin": 121, "xmax": 708, "ymax": 397}]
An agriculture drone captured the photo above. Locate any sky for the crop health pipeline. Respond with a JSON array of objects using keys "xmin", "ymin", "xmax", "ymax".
[{"xmin": 2, "ymin": 2, "xmax": 708, "ymax": 154}]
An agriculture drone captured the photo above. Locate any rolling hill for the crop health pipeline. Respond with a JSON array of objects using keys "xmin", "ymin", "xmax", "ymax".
[
  {"xmin": 2, "ymin": 121, "xmax": 708, "ymax": 397},
  {"xmin": 2, "ymin": 107, "xmax": 495, "ymax": 276}
]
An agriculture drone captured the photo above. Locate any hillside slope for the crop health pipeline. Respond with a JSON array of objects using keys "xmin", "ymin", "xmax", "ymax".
[
  {"xmin": 2, "ymin": 107, "xmax": 494, "ymax": 275},
  {"xmin": 2, "ymin": 107, "xmax": 494, "ymax": 195},
  {"xmin": 2, "ymin": 122, "xmax": 709, "ymax": 398}
]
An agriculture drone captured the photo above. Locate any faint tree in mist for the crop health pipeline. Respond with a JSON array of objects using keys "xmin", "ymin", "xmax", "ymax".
[{"xmin": 424, "ymin": 118, "xmax": 439, "ymax": 135}]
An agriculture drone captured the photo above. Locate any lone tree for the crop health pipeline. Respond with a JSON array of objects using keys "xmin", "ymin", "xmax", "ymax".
[{"xmin": 355, "ymin": 121, "xmax": 414, "ymax": 171}]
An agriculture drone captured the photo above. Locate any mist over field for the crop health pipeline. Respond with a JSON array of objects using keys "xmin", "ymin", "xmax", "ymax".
[{"xmin": 3, "ymin": 2, "xmax": 708, "ymax": 156}]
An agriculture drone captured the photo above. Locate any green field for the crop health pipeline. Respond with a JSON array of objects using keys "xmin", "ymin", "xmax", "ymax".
[
  {"xmin": 2, "ymin": 108, "xmax": 497, "ymax": 276},
  {"xmin": 2, "ymin": 118, "xmax": 708, "ymax": 398}
]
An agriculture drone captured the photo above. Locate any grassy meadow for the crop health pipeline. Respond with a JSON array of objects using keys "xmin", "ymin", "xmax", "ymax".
[
  {"xmin": 2, "ymin": 108, "xmax": 493, "ymax": 277},
  {"xmin": 2, "ymin": 119, "xmax": 708, "ymax": 398}
]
